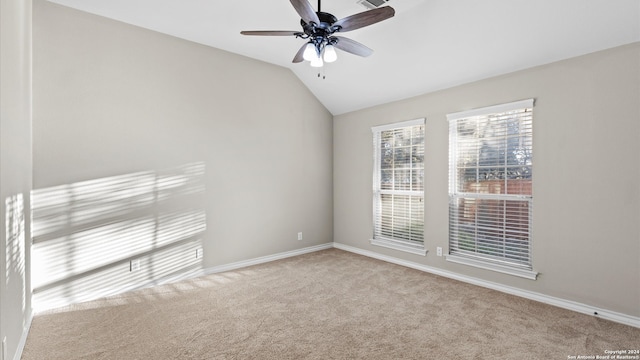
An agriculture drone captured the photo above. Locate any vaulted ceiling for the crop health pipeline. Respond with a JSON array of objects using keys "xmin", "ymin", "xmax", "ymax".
[{"xmin": 48, "ymin": 0, "xmax": 640, "ymax": 115}]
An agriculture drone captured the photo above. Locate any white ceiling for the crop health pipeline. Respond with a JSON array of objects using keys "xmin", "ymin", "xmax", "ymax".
[{"xmin": 48, "ymin": 0, "xmax": 639, "ymax": 115}]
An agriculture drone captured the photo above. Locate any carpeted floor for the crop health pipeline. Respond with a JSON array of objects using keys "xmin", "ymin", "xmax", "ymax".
[{"xmin": 22, "ymin": 249, "xmax": 639, "ymax": 359}]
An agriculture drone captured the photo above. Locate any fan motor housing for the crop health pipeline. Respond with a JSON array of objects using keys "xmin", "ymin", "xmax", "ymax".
[
  {"xmin": 301, "ymin": 11, "xmax": 338, "ymax": 32},
  {"xmin": 317, "ymin": 11, "xmax": 338, "ymax": 24}
]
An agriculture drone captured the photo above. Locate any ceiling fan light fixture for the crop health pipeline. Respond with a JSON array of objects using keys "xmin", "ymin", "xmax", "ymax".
[
  {"xmin": 310, "ymin": 54, "xmax": 324, "ymax": 67},
  {"xmin": 323, "ymin": 44, "xmax": 337, "ymax": 63},
  {"xmin": 302, "ymin": 42, "xmax": 317, "ymax": 61}
]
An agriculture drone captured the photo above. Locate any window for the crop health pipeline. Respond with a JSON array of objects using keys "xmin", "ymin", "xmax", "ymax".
[
  {"xmin": 371, "ymin": 119, "xmax": 425, "ymax": 256},
  {"xmin": 447, "ymin": 99, "xmax": 537, "ymax": 279}
]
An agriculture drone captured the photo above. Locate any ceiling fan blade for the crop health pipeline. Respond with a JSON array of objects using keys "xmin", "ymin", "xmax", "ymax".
[
  {"xmin": 333, "ymin": 36, "xmax": 373, "ymax": 57},
  {"xmin": 292, "ymin": 43, "xmax": 307, "ymax": 63},
  {"xmin": 332, "ymin": 6, "xmax": 395, "ymax": 32},
  {"xmin": 240, "ymin": 30, "xmax": 301, "ymax": 36},
  {"xmin": 290, "ymin": 0, "xmax": 320, "ymax": 24}
]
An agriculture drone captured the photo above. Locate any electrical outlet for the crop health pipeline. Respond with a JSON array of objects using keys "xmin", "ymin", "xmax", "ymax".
[
  {"xmin": 130, "ymin": 259, "xmax": 141, "ymax": 272},
  {"xmin": 436, "ymin": 247, "xmax": 443, "ymax": 257},
  {"xmin": 196, "ymin": 248, "xmax": 203, "ymax": 259},
  {"xmin": 297, "ymin": 232, "xmax": 303, "ymax": 241}
]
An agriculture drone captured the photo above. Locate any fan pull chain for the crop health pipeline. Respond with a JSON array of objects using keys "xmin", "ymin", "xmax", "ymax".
[{"xmin": 317, "ymin": 67, "xmax": 326, "ymax": 80}]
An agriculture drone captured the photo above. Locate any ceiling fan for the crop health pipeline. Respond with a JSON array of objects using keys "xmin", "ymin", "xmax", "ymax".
[{"xmin": 240, "ymin": 0, "xmax": 395, "ymax": 67}]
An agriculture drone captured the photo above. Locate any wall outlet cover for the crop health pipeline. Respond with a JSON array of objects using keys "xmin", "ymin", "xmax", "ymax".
[{"xmin": 130, "ymin": 259, "xmax": 141, "ymax": 271}]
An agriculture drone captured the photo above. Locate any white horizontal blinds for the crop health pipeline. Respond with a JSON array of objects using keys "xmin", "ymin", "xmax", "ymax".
[
  {"xmin": 448, "ymin": 100, "xmax": 533, "ymax": 269},
  {"xmin": 373, "ymin": 119, "xmax": 424, "ymax": 244}
]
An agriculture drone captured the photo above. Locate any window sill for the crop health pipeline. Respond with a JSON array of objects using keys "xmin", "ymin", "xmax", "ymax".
[
  {"xmin": 445, "ymin": 254, "xmax": 538, "ymax": 280},
  {"xmin": 370, "ymin": 238, "xmax": 427, "ymax": 256}
]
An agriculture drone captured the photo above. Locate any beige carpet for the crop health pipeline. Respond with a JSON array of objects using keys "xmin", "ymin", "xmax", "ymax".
[{"xmin": 22, "ymin": 249, "xmax": 639, "ymax": 359}]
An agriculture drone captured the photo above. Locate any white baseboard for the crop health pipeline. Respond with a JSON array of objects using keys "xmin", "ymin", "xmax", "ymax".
[
  {"xmin": 107, "ymin": 243, "xmax": 335, "ymax": 299},
  {"xmin": 200, "ymin": 243, "xmax": 334, "ymax": 276},
  {"xmin": 27, "ymin": 240, "xmax": 638, "ymax": 334},
  {"xmin": 33, "ymin": 243, "xmax": 335, "ymax": 314},
  {"xmin": 13, "ymin": 311, "xmax": 33, "ymax": 360},
  {"xmin": 332, "ymin": 242, "xmax": 640, "ymax": 329}
]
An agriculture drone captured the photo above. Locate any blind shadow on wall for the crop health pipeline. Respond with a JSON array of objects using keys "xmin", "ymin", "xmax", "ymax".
[
  {"xmin": 31, "ymin": 162, "xmax": 207, "ymax": 311},
  {"xmin": 5, "ymin": 193, "xmax": 27, "ymax": 314}
]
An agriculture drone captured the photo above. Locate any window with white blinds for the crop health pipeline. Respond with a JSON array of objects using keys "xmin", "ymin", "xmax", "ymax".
[
  {"xmin": 371, "ymin": 119, "xmax": 425, "ymax": 255},
  {"xmin": 447, "ymin": 99, "xmax": 536, "ymax": 278}
]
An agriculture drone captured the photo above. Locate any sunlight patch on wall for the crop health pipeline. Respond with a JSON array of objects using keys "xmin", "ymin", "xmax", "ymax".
[
  {"xmin": 31, "ymin": 162, "xmax": 207, "ymax": 311},
  {"xmin": 5, "ymin": 193, "xmax": 27, "ymax": 313}
]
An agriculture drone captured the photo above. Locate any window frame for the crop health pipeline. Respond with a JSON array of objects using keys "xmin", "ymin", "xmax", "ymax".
[
  {"xmin": 446, "ymin": 99, "xmax": 538, "ymax": 280},
  {"xmin": 370, "ymin": 118, "xmax": 426, "ymax": 256}
]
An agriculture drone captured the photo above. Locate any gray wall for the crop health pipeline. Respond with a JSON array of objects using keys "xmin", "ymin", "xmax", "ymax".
[
  {"xmin": 1, "ymin": 0, "xmax": 33, "ymax": 358},
  {"xmin": 33, "ymin": 0, "xmax": 333, "ymax": 308},
  {"xmin": 334, "ymin": 43, "xmax": 640, "ymax": 317}
]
